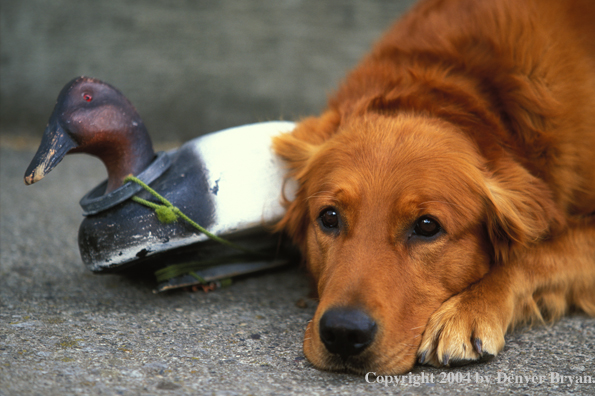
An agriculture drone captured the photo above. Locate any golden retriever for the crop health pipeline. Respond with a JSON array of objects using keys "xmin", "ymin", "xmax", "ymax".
[{"xmin": 273, "ymin": 0, "xmax": 595, "ymax": 375}]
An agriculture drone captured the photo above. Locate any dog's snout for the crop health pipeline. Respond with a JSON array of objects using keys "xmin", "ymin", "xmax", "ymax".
[{"xmin": 319, "ymin": 307, "xmax": 377, "ymax": 357}]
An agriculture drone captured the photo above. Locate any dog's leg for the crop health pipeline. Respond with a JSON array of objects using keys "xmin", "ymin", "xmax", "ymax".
[{"xmin": 417, "ymin": 219, "xmax": 595, "ymax": 367}]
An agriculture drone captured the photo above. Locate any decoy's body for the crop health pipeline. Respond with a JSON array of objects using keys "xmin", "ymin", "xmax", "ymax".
[{"xmin": 25, "ymin": 77, "xmax": 295, "ymax": 289}]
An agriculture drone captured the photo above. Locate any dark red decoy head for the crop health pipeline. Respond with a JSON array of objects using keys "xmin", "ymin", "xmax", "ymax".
[{"xmin": 24, "ymin": 76, "xmax": 155, "ymax": 194}]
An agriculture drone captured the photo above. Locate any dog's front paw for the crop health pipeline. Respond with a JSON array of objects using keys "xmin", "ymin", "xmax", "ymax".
[{"xmin": 417, "ymin": 291, "xmax": 507, "ymax": 367}]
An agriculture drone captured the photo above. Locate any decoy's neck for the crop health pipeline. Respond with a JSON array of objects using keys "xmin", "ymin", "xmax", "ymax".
[{"xmin": 72, "ymin": 123, "xmax": 155, "ymax": 194}]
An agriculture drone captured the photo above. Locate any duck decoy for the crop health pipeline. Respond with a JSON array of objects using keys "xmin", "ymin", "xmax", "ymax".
[{"xmin": 24, "ymin": 76, "xmax": 296, "ymax": 291}]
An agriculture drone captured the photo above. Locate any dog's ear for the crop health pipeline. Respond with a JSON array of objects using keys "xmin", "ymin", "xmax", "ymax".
[
  {"xmin": 272, "ymin": 110, "xmax": 340, "ymax": 250},
  {"xmin": 483, "ymin": 162, "xmax": 565, "ymax": 262},
  {"xmin": 272, "ymin": 133, "xmax": 316, "ymax": 178},
  {"xmin": 273, "ymin": 110, "xmax": 340, "ymax": 175}
]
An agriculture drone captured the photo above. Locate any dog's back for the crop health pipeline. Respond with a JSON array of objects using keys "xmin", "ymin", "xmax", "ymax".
[{"xmin": 330, "ymin": 0, "xmax": 595, "ymax": 216}]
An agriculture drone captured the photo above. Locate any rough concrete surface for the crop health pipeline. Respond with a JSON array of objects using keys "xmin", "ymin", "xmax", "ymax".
[{"xmin": 1, "ymin": 139, "xmax": 594, "ymax": 396}]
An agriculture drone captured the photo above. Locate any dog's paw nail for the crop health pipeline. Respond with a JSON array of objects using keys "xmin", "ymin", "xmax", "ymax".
[
  {"xmin": 473, "ymin": 338, "xmax": 483, "ymax": 355},
  {"xmin": 442, "ymin": 353, "xmax": 450, "ymax": 366},
  {"xmin": 418, "ymin": 351, "xmax": 427, "ymax": 365}
]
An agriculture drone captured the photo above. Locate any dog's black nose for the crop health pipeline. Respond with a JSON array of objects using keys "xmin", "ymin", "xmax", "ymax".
[{"xmin": 319, "ymin": 307, "xmax": 377, "ymax": 357}]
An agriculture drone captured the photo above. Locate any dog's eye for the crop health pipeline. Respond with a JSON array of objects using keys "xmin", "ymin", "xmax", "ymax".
[
  {"xmin": 413, "ymin": 216, "xmax": 441, "ymax": 237},
  {"xmin": 319, "ymin": 208, "xmax": 339, "ymax": 230}
]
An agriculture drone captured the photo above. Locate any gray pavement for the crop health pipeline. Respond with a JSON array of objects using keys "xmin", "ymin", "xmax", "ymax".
[{"xmin": 1, "ymin": 141, "xmax": 594, "ymax": 395}]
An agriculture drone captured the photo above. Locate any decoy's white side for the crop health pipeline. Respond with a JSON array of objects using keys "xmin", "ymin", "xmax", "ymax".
[{"xmin": 191, "ymin": 120, "xmax": 297, "ymax": 236}]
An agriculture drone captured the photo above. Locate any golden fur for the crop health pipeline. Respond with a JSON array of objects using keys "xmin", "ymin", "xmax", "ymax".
[{"xmin": 273, "ymin": 0, "xmax": 595, "ymax": 374}]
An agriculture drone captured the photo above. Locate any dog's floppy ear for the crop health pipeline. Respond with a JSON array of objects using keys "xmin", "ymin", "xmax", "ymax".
[
  {"xmin": 272, "ymin": 110, "xmax": 340, "ymax": 249},
  {"xmin": 483, "ymin": 161, "xmax": 565, "ymax": 262},
  {"xmin": 273, "ymin": 110, "xmax": 340, "ymax": 174}
]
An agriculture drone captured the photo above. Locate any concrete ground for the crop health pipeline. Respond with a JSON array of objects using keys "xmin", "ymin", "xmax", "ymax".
[{"xmin": 1, "ymin": 139, "xmax": 594, "ymax": 395}]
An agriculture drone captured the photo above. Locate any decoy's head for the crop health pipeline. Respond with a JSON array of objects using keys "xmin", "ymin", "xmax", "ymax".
[{"xmin": 24, "ymin": 76, "xmax": 155, "ymax": 194}]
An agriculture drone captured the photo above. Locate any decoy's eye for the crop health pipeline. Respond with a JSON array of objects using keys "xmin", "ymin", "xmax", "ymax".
[
  {"xmin": 413, "ymin": 216, "xmax": 441, "ymax": 238},
  {"xmin": 319, "ymin": 207, "xmax": 340, "ymax": 231},
  {"xmin": 83, "ymin": 93, "xmax": 93, "ymax": 102}
]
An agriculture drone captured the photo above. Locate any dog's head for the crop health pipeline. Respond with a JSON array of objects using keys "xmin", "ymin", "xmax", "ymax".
[{"xmin": 273, "ymin": 112, "xmax": 561, "ymax": 374}]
